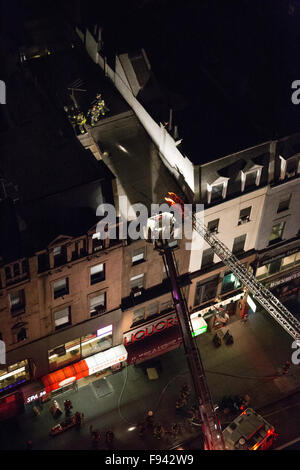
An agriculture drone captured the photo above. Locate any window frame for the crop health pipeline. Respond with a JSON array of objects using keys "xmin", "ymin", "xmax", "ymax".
[
  {"xmin": 54, "ymin": 306, "xmax": 71, "ymax": 330},
  {"xmin": 53, "ymin": 277, "xmax": 69, "ymax": 299},
  {"xmin": 90, "ymin": 263, "xmax": 105, "ymax": 285}
]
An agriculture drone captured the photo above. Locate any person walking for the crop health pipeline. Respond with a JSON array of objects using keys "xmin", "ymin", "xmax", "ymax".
[
  {"xmin": 137, "ymin": 421, "xmax": 146, "ymax": 437},
  {"xmin": 146, "ymin": 410, "xmax": 154, "ymax": 430}
]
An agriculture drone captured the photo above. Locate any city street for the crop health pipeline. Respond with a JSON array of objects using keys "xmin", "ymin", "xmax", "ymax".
[{"xmin": 0, "ymin": 307, "xmax": 299, "ymax": 450}]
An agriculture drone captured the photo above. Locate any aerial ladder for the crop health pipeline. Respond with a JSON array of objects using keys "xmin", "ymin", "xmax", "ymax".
[
  {"xmin": 165, "ymin": 192, "xmax": 300, "ymax": 342},
  {"xmin": 147, "ymin": 192, "xmax": 300, "ymax": 450}
]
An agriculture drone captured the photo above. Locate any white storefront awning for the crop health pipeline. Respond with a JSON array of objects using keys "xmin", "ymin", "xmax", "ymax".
[{"xmin": 85, "ymin": 344, "xmax": 128, "ymax": 376}]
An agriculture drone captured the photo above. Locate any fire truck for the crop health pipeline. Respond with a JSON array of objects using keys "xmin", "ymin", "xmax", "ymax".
[{"xmin": 223, "ymin": 408, "xmax": 277, "ymax": 450}]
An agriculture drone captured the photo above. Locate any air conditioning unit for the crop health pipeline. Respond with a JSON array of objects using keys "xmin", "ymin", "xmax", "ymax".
[
  {"xmin": 238, "ymin": 216, "xmax": 250, "ymax": 226},
  {"xmin": 209, "ymin": 227, "xmax": 218, "ymax": 234},
  {"xmin": 132, "ymin": 286, "xmax": 143, "ymax": 297}
]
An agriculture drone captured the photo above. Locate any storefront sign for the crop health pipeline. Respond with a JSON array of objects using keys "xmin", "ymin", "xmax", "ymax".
[
  {"xmin": 26, "ymin": 390, "xmax": 47, "ymax": 404},
  {"xmin": 123, "ymin": 313, "xmax": 178, "ymax": 346},
  {"xmin": 268, "ymin": 270, "xmax": 300, "ymax": 288},
  {"xmin": 258, "ymin": 247, "xmax": 299, "ymax": 266},
  {"xmin": 126, "ymin": 326, "xmax": 182, "ymax": 364}
]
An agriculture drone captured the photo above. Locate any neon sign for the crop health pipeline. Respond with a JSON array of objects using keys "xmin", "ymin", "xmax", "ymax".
[{"xmin": 124, "ymin": 314, "xmax": 178, "ymax": 346}]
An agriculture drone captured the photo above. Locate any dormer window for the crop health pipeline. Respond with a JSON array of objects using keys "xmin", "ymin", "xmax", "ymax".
[
  {"xmin": 207, "ymin": 177, "xmax": 229, "ymax": 204},
  {"xmin": 241, "ymin": 166, "xmax": 262, "ymax": 192},
  {"xmin": 279, "ymin": 154, "xmax": 300, "ymax": 180}
]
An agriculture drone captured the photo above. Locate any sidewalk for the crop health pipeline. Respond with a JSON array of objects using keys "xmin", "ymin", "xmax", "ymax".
[
  {"xmin": 196, "ymin": 308, "xmax": 300, "ymax": 410},
  {"xmin": 0, "ymin": 347, "xmax": 200, "ymax": 450}
]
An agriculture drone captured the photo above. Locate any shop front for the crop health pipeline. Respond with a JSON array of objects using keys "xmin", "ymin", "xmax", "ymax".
[
  {"xmin": 48, "ymin": 325, "xmax": 113, "ymax": 372},
  {"xmin": 256, "ymin": 247, "xmax": 300, "ymax": 282},
  {"xmin": 191, "ymin": 292, "xmax": 245, "ymax": 332},
  {"xmin": 0, "ymin": 359, "xmax": 31, "ymax": 395},
  {"xmin": 124, "ymin": 312, "xmax": 183, "ymax": 365},
  {"xmin": 42, "ymin": 344, "xmax": 127, "ymax": 393}
]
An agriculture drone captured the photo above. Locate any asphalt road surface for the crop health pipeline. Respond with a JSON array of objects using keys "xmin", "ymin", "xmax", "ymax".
[{"xmin": 257, "ymin": 390, "xmax": 300, "ymax": 449}]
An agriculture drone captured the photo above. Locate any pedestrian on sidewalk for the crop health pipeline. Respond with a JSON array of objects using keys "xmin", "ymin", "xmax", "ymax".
[
  {"xmin": 180, "ymin": 384, "xmax": 191, "ymax": 400},
  {"xmin": 153, "ymin": 424, "xmax": 165, "ymax": 440},
  {"xmin": 146, "ymin": 410, "xmax": 154, "ymax": 430},
  {"xmin": 175, "ymin": 397, "xmax": 187, "ymax": 415},
  {"xmin": 137, "ymin": 421, "xmax": 146, "ymax": 437}
]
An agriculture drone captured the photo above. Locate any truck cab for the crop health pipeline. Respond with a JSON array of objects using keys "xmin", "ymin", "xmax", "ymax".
[{"xmin": 223, "ymin": 408, "xmax": 276, "ymax": 450}]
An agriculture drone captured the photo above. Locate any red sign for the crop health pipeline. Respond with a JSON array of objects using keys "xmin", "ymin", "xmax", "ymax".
[
  {"xmin": 124, "ymin": 314, "xmax": 178, "ymax": 346},
  {"xmin": 126, "ymin": 325, "xmax": 182, "ymax": 365}
]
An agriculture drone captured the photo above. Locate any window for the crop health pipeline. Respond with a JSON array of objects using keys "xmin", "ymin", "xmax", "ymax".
[
  {"xmin": 82, "ymin": 327, "xmax": 113, "ymax": 358},
  {"xmin": 268, "ymin": 259, "xmax": 282, "ymax": 275},
  {"xmin": 194, "ymin": 275, "xmax": 219, "ymax": 306},
  {"xmin": 17, "ymin": 327, "xmax": 27, "ymax": 342},
  {"xmin": 211, "ymin": 184, "xmax": 224, "ymax": 202},
  {"xmin": 53, "ymin": 246, "xmax": 67, "ymax": 267},
  {"xmin": 48, "ymin": 339, "xmax": 80, "ymax": 371},
  {"xmin": 130, "ymin": 273, "xmax": 145, "ymax": 291},
  {"xmin": 54, "ymin": 306, "xmax": 71, "ymax": 330},
  {"xmin": 92, "ymin": 233, "xmax": 103, "ymax": 252},
  {"xmin": 232, "ymin": 234, "xmax": 246, "ymax": 254},
  {"xmin": 9, "ymin": 290, "xmax": 25, "ymax": 316},
  {"xmin": 160, "ymin": 299, "xmax": 173, "ymax": 314},
  {"xmin": 244, "ymin": 171, "xmax": 257, "ymax": 188},
  {"xmin": 0, "ymin": 359, "xmax": 30, "ymax": 392},
  {"xmin": 269, "ymin": 222, "xmax": 285, "ymax": 245},
  {"xmin": 132, "ymin": 248, "xmax": 146, "ymax": 265},
  {"xmin": 207, "ymin": 179, "xmax": 229, "ymax": 203},
  {"xmin": 286, "ymin": 157, "xmax": 298, "ymax": 178},
  {"xmin": 256, "ymin": 265, "xmax": 269, "ymax": 279},
  {"xmin": 90, "ymin": 293, "xmax": 106, "ymax": 316},
  {"xmin": 53, "ymin": 278, "xmax": 69, "ymax": 299},
  {"xmin": 90, "ymin": 263, "xmax": 105, "ymax": 285},
  {"xmin": 238, "ymin": 207, "xmax": 251, "ymax": 225},
  {"xmin": 132, "ymin": 308, "xmax": 145, "ymax": 324},
  {"xmin": 221, "ymin": 272, "xmax": 241, "ymax": 294},
  {"xmin": 201, "ymin": 249, "xmax": 214, "ymax": 268},
  {"xmin": 146, "ymin": 302, "xmax": 159, "ymax": 318},
  {"xmin": 207, "ymin": 219, "xmax": 219, "ymax": 233},
  {"xmin": 277, "ymin": 196, "xmax": 291, "ymax": 213},
  {"xmin": 241, "ymin": 167, "xmax": 262, "ymax": 192}
]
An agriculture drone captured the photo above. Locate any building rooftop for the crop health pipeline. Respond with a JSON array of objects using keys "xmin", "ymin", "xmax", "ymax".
[{"xmin": 87, "ymin": 0, "xmax": 300, "ymax": 166}]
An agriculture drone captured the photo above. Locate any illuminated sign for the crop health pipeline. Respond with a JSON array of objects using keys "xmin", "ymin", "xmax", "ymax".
[
  {"xmin": 247, "ymin": 295, "xmax": 257, "ymax": 312},
  {"xmin": 269, "ymin": 270, "xmax": 300, "ymax": 288},
  {"xmin": 26, "ymin": 391, "xmax": 46, "ymax": 404},
  {"xmin": 97, "ymin": 324, "xmax": 112, "ymax": 338},
  {"xmin": 58, "ymin": 377, "xmax": 76, "ymax": 388},
  {"xmin": 124, "ymin": 313, "xmax": 178, "ymax": 346},
  {"xmin": 191, "ymin": 317, "xmax": 208, "ymax": 337}
]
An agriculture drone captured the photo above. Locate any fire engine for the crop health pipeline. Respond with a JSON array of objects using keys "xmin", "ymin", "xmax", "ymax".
[{"xmin": 223, "ymin": 408, "xmax": 277, "ymax": 450}]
